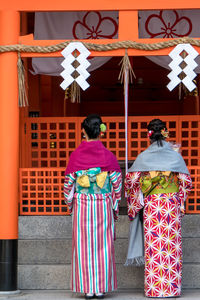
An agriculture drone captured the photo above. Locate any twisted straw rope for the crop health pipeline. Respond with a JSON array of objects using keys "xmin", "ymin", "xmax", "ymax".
[{"xmin": 1, "ymin": 37, "xmax": 200, "ymax": 53}]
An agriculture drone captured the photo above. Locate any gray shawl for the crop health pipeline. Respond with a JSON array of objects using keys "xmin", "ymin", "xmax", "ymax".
[
  {"xmin": 125, "ymin": 214, "xmax": 144, "ymax": 266},
  {"xmin": 128, "ymin": 141, "xmax": 189, "ymax": 175}
]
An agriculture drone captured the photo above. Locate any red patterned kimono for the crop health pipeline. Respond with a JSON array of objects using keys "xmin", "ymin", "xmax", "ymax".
[{"xmin": 125, "ymin": 172, "xmax": 192, "ymax": 298}]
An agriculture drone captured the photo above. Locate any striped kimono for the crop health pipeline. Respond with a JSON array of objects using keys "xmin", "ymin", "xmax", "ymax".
[{"xmin": 64, "ymin": 169, "xmax": 122, "ymax": 294}]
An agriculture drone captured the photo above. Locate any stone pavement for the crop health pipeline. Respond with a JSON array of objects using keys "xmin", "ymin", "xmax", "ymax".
[{"xmin": 0, "ymin": 290, "xmax": 200, "ymax": 300}]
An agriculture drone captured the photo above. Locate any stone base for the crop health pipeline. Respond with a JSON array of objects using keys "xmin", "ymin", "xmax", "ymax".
[{"xmin": 18, "ymin": 215, "xmax": 200, "ymax": 289}]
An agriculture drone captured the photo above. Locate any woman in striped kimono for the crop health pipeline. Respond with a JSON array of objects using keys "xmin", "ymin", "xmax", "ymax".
[
  {"xmin": 125, "ymin": 119, "xmax": 192, "ymax": 298},
  {"xmin": 64, "ymin": 114, "xmax": 122, "ymax": 299}
]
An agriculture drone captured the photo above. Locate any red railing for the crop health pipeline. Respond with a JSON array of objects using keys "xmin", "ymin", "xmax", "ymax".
[
  {"xmin": 19, "ymin": 168, "xmax": 69, "ymax": 215},
  {"xmin": 19, "ymin": 166, "xmax": 200, "ymax": 215}
]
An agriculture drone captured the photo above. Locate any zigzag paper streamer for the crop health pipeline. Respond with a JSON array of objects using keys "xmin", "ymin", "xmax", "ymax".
[
  {"xmin": 60, "ymin": 42, "xmax": 91, "ymax": 91},
  {"xmin": 167, "ymin": 44, "xmax": 199, "ymax": 92}
]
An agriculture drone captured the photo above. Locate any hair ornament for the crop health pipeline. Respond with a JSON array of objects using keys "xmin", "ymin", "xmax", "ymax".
[
  {"xmin": 161, "ymin": 128, "xmax": 169, "ymax": 138},
  {"xmin": 147, "ymin": 130, "xmax": 154, "ymax": 137},
  {"xmin": 100, "ymin": 123, "xmax": 107, "ymax": 132}
]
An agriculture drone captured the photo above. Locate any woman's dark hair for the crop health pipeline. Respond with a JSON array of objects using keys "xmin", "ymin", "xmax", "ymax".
[
  {"xmin": 147, "ymin": 119, "xmax": 167, "ymax": 146},
  {"xmin": 82, "ymin": 114, "xmax": 102, "ymax": 139}
]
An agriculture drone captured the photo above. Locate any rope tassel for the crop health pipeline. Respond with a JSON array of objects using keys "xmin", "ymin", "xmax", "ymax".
[
  {"xmin": 70, "ymin": 81, "xmax": 81, "ymax": 103},
  {"xmin": 118, "ymin": 50, "xmax": 136, "ymax": 85},
  {"xmin": 118, "ymin": 51, "xmax": 136, "ymax": 174},
  {"xmin": 17, "ymin": 53, "xmax": 28, "ymax": 107}
]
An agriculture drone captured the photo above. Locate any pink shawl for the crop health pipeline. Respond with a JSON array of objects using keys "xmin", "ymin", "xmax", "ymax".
[{"xmin": 65, "ymin": 140, "xmax": 121, "ymax": 175}]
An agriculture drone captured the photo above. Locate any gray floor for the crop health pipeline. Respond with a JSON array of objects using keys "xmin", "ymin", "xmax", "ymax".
[{"xmin": 1, "ymin": 290, "xmax": 200, "ymax": 300}]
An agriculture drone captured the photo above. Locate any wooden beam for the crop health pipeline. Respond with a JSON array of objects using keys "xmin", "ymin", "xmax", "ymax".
[{"xmin": 1, "ymin": 0, "xmax": 200, "ymax": 11}]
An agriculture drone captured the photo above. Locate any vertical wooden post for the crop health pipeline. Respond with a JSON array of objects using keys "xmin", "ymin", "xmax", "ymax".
[
  {"xmin": 118, "ymin": 10, "xmax": 139, "ymax": 40},
  {"xmin": 0, "ymin": 10, "xmax": 19, "ymax": 292}
]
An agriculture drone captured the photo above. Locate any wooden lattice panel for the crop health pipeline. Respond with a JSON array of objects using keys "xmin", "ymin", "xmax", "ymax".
[
  {"xmin": 20, "ymin": 168, "xmax": 70, "ymax": 215},
  {"xmin": 23, "ymin": 117, "xmax": 80, "ymax": 168},
  {"xmin": 21, "ymin": 115, "xmax": 200, "ymax": 168},
  {"xmin": 186, "ymin": 167, "xmax": 200, "ymax": 214},
  {"xmin": 179, "ymin": 116, "xmax": 200, "ymax": 167}
]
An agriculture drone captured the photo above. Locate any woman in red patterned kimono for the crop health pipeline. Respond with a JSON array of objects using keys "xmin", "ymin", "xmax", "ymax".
[{"xmin": 125, "ymin": 119, "xmax": 192, "ymax": 298}]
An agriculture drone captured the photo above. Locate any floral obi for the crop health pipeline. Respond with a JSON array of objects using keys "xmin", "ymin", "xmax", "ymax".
[
  {"xmin": 75, "ymin": 167, "xmax": 111, "ymax": 194},
  {"xmin": 140, "ymin": 171, "xmax": 179, "ymax": 197}
]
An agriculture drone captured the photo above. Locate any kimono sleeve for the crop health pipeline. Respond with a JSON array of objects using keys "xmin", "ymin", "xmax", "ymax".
[
  {"xmin": 109, "ymin": 171, "xmax": 122, "ymax": 220},
  {"xmin": 125, "ymin": 171, "xmax": 143, "ymax": 221},
  {"xmin": 178, "ymin": 173, "xmax": 193, "ymax": 216},
  {"xmin": 64, "ymin": 172, "xmax": 76, "ymax": 214}
]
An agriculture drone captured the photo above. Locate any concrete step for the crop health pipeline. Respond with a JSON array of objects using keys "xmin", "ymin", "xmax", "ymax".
[
  {"xmin": 18, "ymin": 237, "xmax": 200, "ymax": 264},
  {"xmin": 18, "ymin": 264, "xmax": 144, "ymax": 290},
  {"xmin": 18, "ymin": 263, "xmax": 200, "ymax": 290},
  {"xmin": 18, "ymin": 215, "xmax": 200, "ymax": 239}
]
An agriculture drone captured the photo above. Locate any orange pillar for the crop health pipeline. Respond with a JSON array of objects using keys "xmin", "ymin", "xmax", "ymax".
[{"xmin": 0, "ymin": 10, "xmax": 19, "ymax": 291}]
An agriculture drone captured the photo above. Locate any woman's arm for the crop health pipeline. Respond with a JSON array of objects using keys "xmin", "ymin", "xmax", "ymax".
[
  {"xmin": 64, "ymin": 172, "xmax": 76, "ymax": 214},
  {"xmin": 125, "ymin": 172, "xmax": 143, "ymax": 220},
  {"xmin": 178, "ymin": 173, "xmax": 193, "ymax": 216},
  {"xmin": 109, "ymin": 171, "xmax": 122, "ymax": 220}
]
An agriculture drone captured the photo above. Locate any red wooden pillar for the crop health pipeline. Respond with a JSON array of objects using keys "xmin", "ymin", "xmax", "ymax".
[{"xmin": 0, "ymin": 10, "xmax": 19, "ymax": 292}]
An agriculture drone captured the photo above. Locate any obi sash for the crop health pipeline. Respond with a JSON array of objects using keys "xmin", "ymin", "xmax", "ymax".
[
  {"xmin": 140, "ymin": 171, "xmax": 179, "ymax": 196},
  {"xmin": 75, "ymin": 167, "xmax": 111, "ymax": 194}
]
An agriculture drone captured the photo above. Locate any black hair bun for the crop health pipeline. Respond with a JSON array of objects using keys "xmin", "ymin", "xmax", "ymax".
[
  {"xmin": 82, "ymin": 114, "xmax": 102, "ymax": 139},
  {"xmin": 147, "ymin": 119, "xmax": 167, "ymax": 146}
]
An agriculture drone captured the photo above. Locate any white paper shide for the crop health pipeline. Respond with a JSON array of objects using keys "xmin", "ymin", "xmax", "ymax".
[
  {"xmin": 167, "ymin": 44, "xmax": 199, "ymax": 92},
  {"xmin": 60, "ymin": 42, "xmax": 91, "ymax": 91}
]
